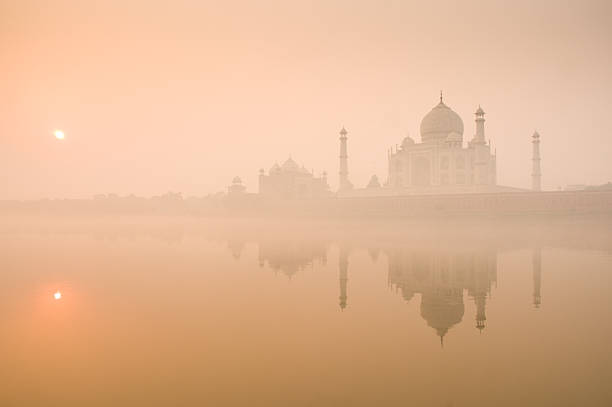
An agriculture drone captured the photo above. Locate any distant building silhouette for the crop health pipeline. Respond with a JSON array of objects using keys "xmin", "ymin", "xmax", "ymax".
[
  {"xmin": 228, "ymin": 176, "xmax": 246, "ymax": 195},
  {"xmin": 258, "ymin": 158, "xmax": 330, "ymax": 199}
]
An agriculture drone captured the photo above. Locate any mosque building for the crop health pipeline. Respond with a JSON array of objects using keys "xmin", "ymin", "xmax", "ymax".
[{"xmin": 258, "ymin": 157, "xmax": 330, "ymax": 199}]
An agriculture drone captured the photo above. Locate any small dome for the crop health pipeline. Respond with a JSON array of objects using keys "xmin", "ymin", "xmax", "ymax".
[
  {"xmin": 366, "ymin": 174, "xmax": 381, "ymax": 188},
  {"xmin": 475, "ymin": 105, "xmax": 485, "ymax": 115},
  {"xmin": 232, "ymin": 176, "xmax": 242, "ymax": 184},
  {"xmin": 281, "ymin": 157, "xmax": 300, "ymax": 172},
  {"xmin": 420, "ymin": 98, "xmax": 464, "ymax": 143},
  {"xmin": 270, "ymin": 163, "xmax": 281, "ymax": 173},
  {"xmin": 401, "ymin": 135, "xmax": 415, "ymax": 149}
]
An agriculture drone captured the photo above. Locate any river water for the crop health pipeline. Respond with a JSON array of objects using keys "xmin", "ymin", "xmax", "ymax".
[{"xmin": 1, "ymin": 216, "xmax": 611, "ymax": 406}]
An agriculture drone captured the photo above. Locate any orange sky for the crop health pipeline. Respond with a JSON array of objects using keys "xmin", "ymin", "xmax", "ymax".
[{"xmin": 1, "ymin": 0, "xmax": 611, "ymax": 199}]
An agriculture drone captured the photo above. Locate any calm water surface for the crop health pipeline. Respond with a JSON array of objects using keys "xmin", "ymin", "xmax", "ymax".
[{"xmin": 1, "ymin": 217, "xmax": 611, "ymax": 406}]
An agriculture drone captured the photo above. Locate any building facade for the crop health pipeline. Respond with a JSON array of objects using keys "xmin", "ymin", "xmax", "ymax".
[
  {"xmin": 258, "ymin": 157, "xmax": 330, "ymax": 199},
  {"xmin": 387, "ymin": 95, "xmax": 496, "ymax": 190},
  {"xmin": 335, "ymin": 94, "xmax": 518, "ymax": 197}
]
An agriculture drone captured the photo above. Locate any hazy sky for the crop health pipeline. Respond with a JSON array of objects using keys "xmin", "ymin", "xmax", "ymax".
[{"xmin": 1, "ymin": 0, "xmax": 611, "ymax": 199}]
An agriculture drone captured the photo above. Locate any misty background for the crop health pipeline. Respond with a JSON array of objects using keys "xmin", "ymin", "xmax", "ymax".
[{"xmin": 1, "ymin": 0, "xmax": 611, "ymax": 200}]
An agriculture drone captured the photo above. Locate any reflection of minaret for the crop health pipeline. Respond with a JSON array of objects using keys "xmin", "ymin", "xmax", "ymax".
[
  {"xmin": 533, "ymin": 248, "xmax": 542, "ymax": 308},
  {"xmin": 339, "ymin": 246, "xmax": 349, "ymax": 310},
  {"xmin": 471, "ymin": 251, "xmax": 494, "ymax": 332},
  {"xmin": 475, "ymin": 293, "xmax": 487, "ymax": 332}
]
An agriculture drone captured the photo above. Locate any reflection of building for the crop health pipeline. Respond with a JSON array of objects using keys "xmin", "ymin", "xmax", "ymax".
[
  {"xmin": 234, "ymin": 231, "xmax": 546, "ymax": 343},
  {"xmin": 258, "ymin": 158, "xmax": 330, "ymax": 199},
  {"xmin": 257, "ymin": 238, "xmax": 327, "ymax": 278},
  {"xmin": 338, "ymin": 246, "xmax": 349, "ymax": 310},
  {"xmin": 386, "ymin": 249, "xmax": 497, "ymax": 343},
  {"xmin": 533, "ymin": 248, "xmax": 542, "ymax": 308}
]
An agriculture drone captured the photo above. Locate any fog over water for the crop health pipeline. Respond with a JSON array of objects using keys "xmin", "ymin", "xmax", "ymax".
[{"xmin": 1, "ymin": 216, "xmax": 611, "ymax": 406}]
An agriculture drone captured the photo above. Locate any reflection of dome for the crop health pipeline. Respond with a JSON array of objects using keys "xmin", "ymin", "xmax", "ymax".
[
  {"xmin": 420, "ymin": 291, "xmax": 464, "ymax": 342},
  {"xmin": 420, "ymin": 99, "xmax": 464, "ymax": 143}
]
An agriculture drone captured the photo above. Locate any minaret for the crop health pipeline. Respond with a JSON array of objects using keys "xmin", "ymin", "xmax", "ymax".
[
  {"xmin": 532, "ymin": 131, "xmax": 541, "ymax": 191},
  {"xmin": 533, "ymin": 248, "xmax": 542, "ymax": 308},
  {"xmin": 338, "ymin": 246, "xmax": 349, "ymax": 310},
  {"xmin": 338, "ymin": 127, "xmax": 352, "ymax": 191},
  {"xmin": 474, "ymin": 105, "xmax": 486, "ymax": 144},
  {"xmin": 472, "ymin": 105, "xmax": 489, "ymax": 184}
]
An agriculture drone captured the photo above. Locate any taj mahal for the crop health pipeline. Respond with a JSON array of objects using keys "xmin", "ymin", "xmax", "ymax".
[
  {"xmin": 253, "ymin": 93, "xmax": 540, "ymax": 200},
  {"xmin": 225, "ymin": 93, "xmax": 610, "ymax": 217}
]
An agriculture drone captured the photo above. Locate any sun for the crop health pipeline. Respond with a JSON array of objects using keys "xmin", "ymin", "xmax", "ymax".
[
  {"xmin": 54, "ymin": 130, "xmax": 65, "ymax": 140},
  {"xmin": 54, "ymin": 290, "xmax": 62, "ymax": 300}
]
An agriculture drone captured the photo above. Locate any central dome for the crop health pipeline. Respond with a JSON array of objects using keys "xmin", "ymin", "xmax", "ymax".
[{"xmin": 420, "ymin": 99, "xmax": 464, "ymax": 143}]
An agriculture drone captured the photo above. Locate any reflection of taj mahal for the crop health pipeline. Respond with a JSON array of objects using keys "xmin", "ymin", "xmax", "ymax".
[
  {"xmin": 386, "ymin": 249, "xmax": 498, "ymax": 343},
  {"xmin": 253, "ymin": 240, "xmax": 543, "ymax": 344},
  {"xmin": 344, "ymin": 247, "xmax": 542, "ymax": 343}
]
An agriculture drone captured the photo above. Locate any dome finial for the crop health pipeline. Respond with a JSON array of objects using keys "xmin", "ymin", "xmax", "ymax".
[{"xmin": 440, "ymin": 90, "xmax": 443, "ymax": 103}]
